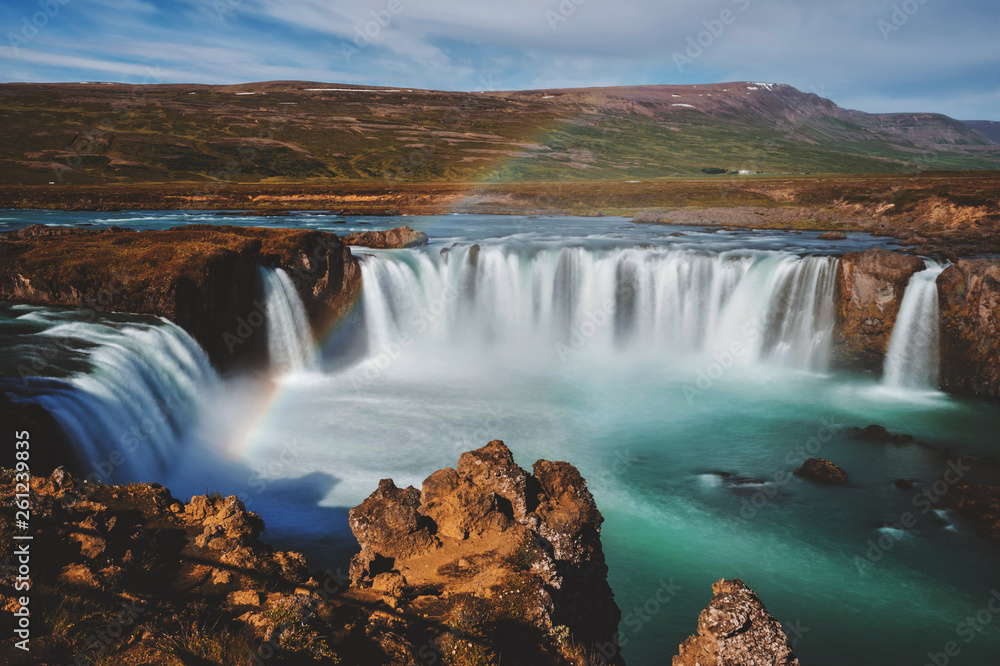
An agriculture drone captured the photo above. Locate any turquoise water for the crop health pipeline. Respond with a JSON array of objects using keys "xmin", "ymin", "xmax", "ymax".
[{"xmin": 3, "ymin": 211, "xmax": 999, "ymax": 664}]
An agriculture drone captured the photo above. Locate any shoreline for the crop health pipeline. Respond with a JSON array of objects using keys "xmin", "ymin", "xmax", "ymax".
[{"xmin": 2, "ymin": 172, "xmax": 998, "ymax": 256}]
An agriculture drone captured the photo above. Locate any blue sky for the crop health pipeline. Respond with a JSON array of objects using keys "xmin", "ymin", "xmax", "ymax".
[{"xmin": 1, "ymin": 0, "xmax": 998, "ymax": 120}]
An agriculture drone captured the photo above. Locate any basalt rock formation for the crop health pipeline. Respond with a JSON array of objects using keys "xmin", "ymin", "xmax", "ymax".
[
  {"xmin": 341, "ymin": 225, "xmax": 429, "ymax": 249},
  {"xmin": 673, "ymin": 578, "xmax": 800, "ymax": 666},
  {"xmin": 0, "ymin": 224, "xmax": 361, "ymax": 371},
  {"xmin": 348, "ymin": 439, "xmax": 624, "ymax": 664},
  {"xmin": 0, "ymin": 469, "xmax": 323, "ymax": 665},
  {"xmin": 1, "ymin": 443, "xmax": 624, "ymax": 665},
  {"xmin": 832, "ymin": 248, "xmax": 925, "ymax": 371},
  {"xmin": 938, "ymin": 258, "xmax": 1000, "ymax": 398}
]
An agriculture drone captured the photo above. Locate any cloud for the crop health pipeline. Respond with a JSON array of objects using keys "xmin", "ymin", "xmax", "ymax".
[{"xmin": 1, "ymin": 0, "xmax": 997, "ymax": 119}]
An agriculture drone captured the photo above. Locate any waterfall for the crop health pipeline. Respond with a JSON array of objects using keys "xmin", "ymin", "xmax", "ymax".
[
  {"xmin": 258, "ymin": 266, "xmax": 316, "ymax": 373},
  {"xmin": 883, "ymin": 261, "xmax": 945, "ymax": 389},
  {"xmin": 357, "ymin": 245, "xmax": 839, "ymax": 370},
  {"xmin": 1, "ymin": 311, "xmax": 217, "ymax": 482}
]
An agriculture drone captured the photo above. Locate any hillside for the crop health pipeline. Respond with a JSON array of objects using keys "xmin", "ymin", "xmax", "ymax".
[
  {"xmin": 964, "ymin": 120, "xmax": 1000, "ymax": 144},
  {"xmin": 1, "ymin": 80, "xmax": 999, "ymax": 185}
]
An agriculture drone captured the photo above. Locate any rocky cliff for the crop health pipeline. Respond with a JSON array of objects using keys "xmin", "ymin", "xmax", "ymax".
[
  {"xmin": 1, "ymin": 442, "xmax": 623, "ymax": 666},
  {"xmin": 938, "ymin": 258, "xmax": 1000, "ymax": 398},
  {"xmin": 349, "ymin": 439, "xmax": 623, "ymax": 664},
  {"xmin": 673, "ymin": 579, "xmax": 800, "ymax": 666},
  {"xmin": 0, "ymin": 224, "xmax": 362, "ymax": 371},
  {"xmin": 832, "ymin": 248, "xmax": 925, "ymax": 371}
]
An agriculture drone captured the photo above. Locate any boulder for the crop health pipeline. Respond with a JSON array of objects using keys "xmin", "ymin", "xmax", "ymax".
[
  {"xmin": 818, "ymin": 231, "xmax": 847, "ymax": 240},
  {"xmin": 674, "ymin": 578, "xmax": 800, "ymax": 666},
  {"xmin": 341, "ymin": 225, "xmax": 429, "ymax": 249},
  {"xmin": 794, "ymin": 458, "xmax": 849, "ymax": 484}
]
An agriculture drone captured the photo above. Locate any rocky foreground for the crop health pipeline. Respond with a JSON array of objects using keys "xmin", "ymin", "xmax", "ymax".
[
  {"xmin": 0, "ymin": 442, "xmax": 622, "ymax": 665},
  {"xmin": 0, "ymin": 441, "xmax": 819, "ymax": 666}
]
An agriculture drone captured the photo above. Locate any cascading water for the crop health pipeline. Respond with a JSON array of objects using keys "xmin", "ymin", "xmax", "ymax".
[
  {"xmin": 357, "ymin": 244, "xmax": 839, "ymax": 371},
  {"xmin": 883, "ymin": 260, "xmax": 946, "ymax": 389},
  {"xmin": 0, "ymin": 307, "xmax": 217, "ymax": 481},
  {"xmin": 258, "ymin": 266, "xmax": 316, "ymax": 373}
]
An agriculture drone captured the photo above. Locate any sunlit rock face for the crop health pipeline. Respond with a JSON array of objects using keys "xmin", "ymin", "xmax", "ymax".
[{"xmin": 349, "ymin": 439, "xmax": 624, "ymax": 663}]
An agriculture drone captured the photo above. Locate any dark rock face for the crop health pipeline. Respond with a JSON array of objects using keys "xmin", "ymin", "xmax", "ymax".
[
  {"xmin": 349, "ymin": 439, "xmax": 623, "ymax": 663},
  {"xmin": 938, "ymin": 259, "xmax": 1000, "ymax": 398},
  {"xmin": 341, "ymin": 225, "xmax": 429, "ymax": 249},
  {"xmin": 794, "ymin": 458, "xmax": 849, "ymax": 484},
  {"xmin": 674, "ymin": 578, "xmax": 800, "ymax": 666},
  {"xmin": 833, "ymin": 248, "xmax": 925, "ymax": 371},
  {"xmin": 0, "ymin": 225, "xmax": 361, "ymax": 371},
  {"xmin": 954, "ymin": 483, "xmax": 1000, "ymax": 539}
]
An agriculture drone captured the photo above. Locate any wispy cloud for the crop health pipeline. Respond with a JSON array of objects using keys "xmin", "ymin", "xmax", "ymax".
[{"xmin": 0, "ymin": 0, "xmax": 997, "ymax": 119}]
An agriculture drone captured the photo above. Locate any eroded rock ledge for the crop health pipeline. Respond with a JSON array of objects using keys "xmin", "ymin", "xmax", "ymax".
[
  {"xmin": 0, "ymin": 224, "xmax": 362, "ymax": 370},
  {"xmin": 674, "ymin": 578, "xmax": 800, "ymax": 666},
  {"xmin": 0, "ymin": 441, "xmax": 623, "ymax": 665},
  {"xmin": 349, "ymin": 439, "xmax": 623, "ymax": 664}
]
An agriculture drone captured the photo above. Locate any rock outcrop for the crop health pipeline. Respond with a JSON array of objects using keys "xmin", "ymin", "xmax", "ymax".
[
  {"xmin": 341, "ymin": 225, "xmax": 429, "ymax": 249},
  {"xmin": 0, "ymin": 224, "xmax": 361, "ymax": 371},
  {"xmin": 938, "ymin": 258, "xmax": 1000, "ymax": 398},
  {"xmin": 953, "ymin": 483, "xmax": 1000, "ymax": 539},
  {"xmin": 349, "ymin": 439, "xmax": 623, "ymax": 664},
  {"xmin": 1, "ymin": 443, "xmax": 623, "ymax": 666},
  {"xmin": 674, "ymin": 578, "xmax": 800, "ymax": 666},
  {"xmin": 832, "ymin": 248, "xmax": 925, "ymax": 371},
  {"xmin": 794, "ymin": 458, "xmax": 849, "ymax": 484}
]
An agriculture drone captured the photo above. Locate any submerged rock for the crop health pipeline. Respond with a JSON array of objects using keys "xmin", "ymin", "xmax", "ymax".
[
  {"xmin": 674, "ymin": 578, "xmax": 800, "ymax": 666},
  {"xmin": 794, "ymin": 458, "xmax": 849, "ymax": 484},
  {"xmin": 850, "ymin": 424, "xmax": 914, "ymax": 444}
]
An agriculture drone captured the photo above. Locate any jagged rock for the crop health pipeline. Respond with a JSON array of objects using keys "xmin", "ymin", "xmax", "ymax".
[
  {"xmin": 674, "ymin": 578, "xmax": 800, "ymax": 666},
  {"xmin": 938, "ymin": 259, "xmax": 1000, "ymax": 398},
  {"xmin": 341, "ymin": 225, "xmax": 429, "ymax": 249},
  {"xmin": 818, "ymin": 231, "xmax": 847, "ymax": 240},
  {"xmin": 348, "ymin": 439, "xmax": 623, "ymax": 661},
  {"xmin": 794, "ymin": 458, "xmax": 849, "ymax": 484},
  {"xmin": 833, "ymin": 248, "xmax": 925, "ymax": 371}
]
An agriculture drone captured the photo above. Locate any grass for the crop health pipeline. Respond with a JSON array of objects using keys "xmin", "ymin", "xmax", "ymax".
[{"xmin": 1, "ymin": 82, "xmax": 998, "ymax": 187}]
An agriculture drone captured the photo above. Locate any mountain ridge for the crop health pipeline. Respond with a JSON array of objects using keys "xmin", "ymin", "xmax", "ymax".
[{"xmin": 1, "ymin": 80, "xmax": 998, "ymax": 184}]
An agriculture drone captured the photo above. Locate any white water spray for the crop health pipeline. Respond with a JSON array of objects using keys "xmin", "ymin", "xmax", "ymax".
[
  {"xmin": 258, "ymin": 266, "xmax": 317, "ymax": 373},
  {"xmin": 20, "ymin": 317, "xmax": 218, "ymax": 481},
  {"xmin": 358, "ymin": 245, "xmax": 838, "ymax": 370},
  {"xmin": 883, "ymin": 261, "xmax": 945, "ymax": 389}
]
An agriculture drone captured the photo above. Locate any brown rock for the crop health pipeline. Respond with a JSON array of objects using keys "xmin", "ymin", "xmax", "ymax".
[
  {"xmin": 818, "ymin": 231, "xmax": 847, "ymax": 240},
  {"xmin": 833, "ymin": 248, "xmax": 925, "ymax": 371},
  {"xmin": 0, "ymin": 225, "xmax": 361, "ymax": 371},
  {"xmin": 341, "ymin": 225, "xmax": 429, "ymax": 249},
  {"xmin": 794, "ymin": 458, "xmax": 849, "ymax": 484},
  {"xmin": 938, "ymin": 259, "xmax": 1000, "ymax": 398},
  {"xmin": 348, "ymin": 439, "xmax": 622, "ymax": 658},
  {"xmin": 954, "ymin": 483, "xmax": 1000, "ymax": 539},
  {"xmin": 674, "ymin": 578, "xmax": 800, "ymax": 666},
  {"xmin": 348, "ymin": 478, "xmax": 438, "ymax": 583}
]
